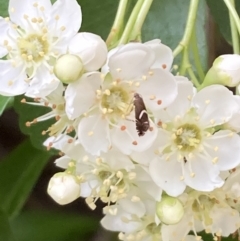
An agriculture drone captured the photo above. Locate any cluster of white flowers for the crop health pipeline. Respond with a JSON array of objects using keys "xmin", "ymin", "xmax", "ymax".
[{"xmin": 2, "ymin": 0, "xmax": 240, "ymax": 240}]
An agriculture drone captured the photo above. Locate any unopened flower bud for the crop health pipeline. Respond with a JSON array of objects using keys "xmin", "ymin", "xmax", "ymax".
[
  {"xmin": 54, "ymin": 54, "xmax": 84, "ymax": 84},
  {"xmin": 201, "ymin": 54, "xmax": 240, "ymax": 88},
  {"xmin": 156, "ymin": 195, "xmax": 184, "ymax": 225},
  {"xmin": 47, "ymin": 172, "xmax": 80, "ymax": 205}
]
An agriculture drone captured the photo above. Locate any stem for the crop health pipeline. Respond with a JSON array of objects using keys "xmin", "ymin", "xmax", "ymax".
[
  {"xmin": 118, "ymin": 0, "xmax": 144, "ymax": 45},
  {"xmin": 191, "ymin": 28, "xmax": 205, "ymax": 81},
  {"xmin": 224, "ymin": 0, "xmax": 240, "ymax": 36},
  {"xmin": 227, "ymin": 0, "xmax": 240, "ymax": 54},
  {"xmin": 106, "ymin": 0, "xmax": 129, "ymax": 48},
  {"xmin": 130, "ymin": 0, "xmax": 154, "ymax": 41},
  {"xmin": 173, "ymin": 0, "xmax": 199, "ymax": 57}
]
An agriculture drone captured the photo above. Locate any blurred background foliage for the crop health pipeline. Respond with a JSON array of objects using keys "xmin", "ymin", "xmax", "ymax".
[{"xmin": 0, "ymin": 0, "xmax": 239, "ymax": 240}]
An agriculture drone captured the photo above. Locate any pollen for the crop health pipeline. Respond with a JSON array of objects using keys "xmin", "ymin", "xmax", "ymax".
[
  {"xmin": 190, "ymin": 172, "xmax": 195, "ymax": 177},
  {"xmin": 212, "ymin": 157, "xmax": 218, "ymax": 164},
  {"xmin": 150, "ymin": 95, "xmax": 156, "ymax": 100},
  {"xmin": 162, "ymin": 64, "xmax": 167, "ymax": 69},
  {"xmin": 205, "ymin": 100, "xmax": 210, "ymax": 104},
  {"xmin": 142, "ymin": 75, "xmax": 147, "ymax": 80},
  {"xmin": 104, "ymin": 89, "xmax": 111, "ymax": 95},
  {"xmin": 132, "ymin": 141, "xmax": 138, "ymax": 145},
  {"xmin": 120, "ymin": 125, "xmax": 126, "ymax": 131},
  {"xmin": 88, "ymin": 131, "xmax": 94, "ymax": 136},
  {"xmin": 157, "ymin": 100, "xmax": 162, "ymax": 105},
  {"xmin": 116, "ymin": 68, "xmax": 122, "ymax": 72}
]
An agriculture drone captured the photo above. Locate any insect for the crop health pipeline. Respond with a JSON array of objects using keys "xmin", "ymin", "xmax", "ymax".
[{"xmin": 133, "ymin": 93, "xmax": 150, "ymax": 136}]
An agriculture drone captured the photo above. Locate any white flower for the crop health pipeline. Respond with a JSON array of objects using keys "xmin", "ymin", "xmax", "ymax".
[
  {"xmin": 149, "ymin": 78, "xmax": 240, "ymax": 196},
  {"xmin": 0, "ymin": 0, "xmax": 81, "ymax": 96},
  {"xmin": 47, "ymin": 172, "xmax": 80, "ymax": 205},
  {"xmin": 65, "ymin": 42, "xmax": 177, "ymax": 155}
]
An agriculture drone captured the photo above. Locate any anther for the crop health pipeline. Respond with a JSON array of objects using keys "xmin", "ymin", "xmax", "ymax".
[
  {"xmin": 104, "ymin": 89, "xmax": 111, "ymax": 95},
  {"xmin": 180, "ymin": 176, "xmax": 184, "ymax": 180},
  {"xmin": 40, "ymin": 6, "xmax": 45, "ymax": 11},
  {"xmin": 205, "ymin": 100, "xmax": 210, "ymax": 104},
  {"xmin": 132, "ymin": 141, "xmax": 138, "ymax": 145},
  {"xmin": 33, "ymin": 2, "xmax": 38, "ymax": 7},
  {"xmin": 150, "ymin": 95, "xmax": 156, "ymax": 100},
  {"xmin": 190, "ymin": 172, "xmax": 195, "ymax": 177},
  {"xmin": 31, "ymin": 18, "xmax": 37, "ymax": 23},
  {"xmin": 26, "ymin": 121, "xmax": 31, "ymax": 127},
  {"xmin": 131, "ymin": 196, "xmax": 140, "ymax": 202},
  {"xmin": 157, "ymin": 121, "xmax": 162, "ymax": 127},
  {"xmin": 149, "ymin": 126, "xmax": 153, "ymax": 131},
  {"xmin": 148, "ymin": 71, "xmax": 154, "ymax": 75},
  {"xmin": 27, "ymin": 55, "xmax": 33, "ymax": 61},
  {"xmin": 68, "ymin": 139, "xmax": 73, "ymax": 143},
  {"xmin": 68, "ymin": 161, "xmax": 75, "ymax": 167},
  {"xmin": 135, "ymin": 82, "xmax": 140, "ymax": 87},
  {"xmin": 55, "ymin": 115, "xmax": 61, "ymax": 121},
  {"xmin": 187, "ymin": 95, "xmax": 192, "ymax": 100},
  {"xmin": 162, "ymin": 64, "xmax": 167, "ymax": 69},
  {"xmin": 212, "ymin": 157, "xmax": 218, "ymax": 164},
  {"xmin": 88, "ymin": 131, "xmax": 94, "ymax": 136},
  {"xmin": 107, "ymin": 108, "xmax": 113, "ymax": 113},
  {"xmin": 102, "ymin": 108, "xmax": 107, "ymax": 114},
  {"xmin": 3, "ymin": 40, "xmax": 8, "ymax": 46},
  {"xmin": 21, "ymin": 98, "xmax": 26, "ymax": 103},
  {"xmin": 55, "ymin": 15, "xmax": 60, "ymax": 20},
  {"xmin": 60, "ymin": 26, "xmax": 66, "ymax": 31},
  {"xmin": 157, "ymin": 100, "xmax": 162, "ymax": 105},
  {"xmin": 210, "ymin": 119, "xmax": 215, "ymax": 124},
  {"xmin": 120, "ymin": 125, "xmax": 126, "ymax": 131},
  {"xmin": 8, "ymin": 80, "xmax": 13, "ymax": 86},
  {"xmin": 142, "ymin": 75, "xmax": 147, "ymax": 80},
  {"xmin": 116, "ymin": 68, "xmax": 121, "ymax": 72},
  {"xmin": 42, "ymin": 130, "xmax": 46, "ymax": 135},
  {"xmin": 10, "ymin": 7, "xmax": 15, "ymax": 12}
]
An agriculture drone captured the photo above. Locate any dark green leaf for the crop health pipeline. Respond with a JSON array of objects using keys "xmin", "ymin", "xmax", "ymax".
[
  {"xmin": 0, "ymin": 209, "xmax": 16, "ymax": 241},
  {"xmin": 0, "ymin": 139, "xmax": 51, "ymax": 219},
  {"xmin": 0, "ymin": 96, "xmax": 13, "ymax": 115},
  {"xmin": 206, "ymin": 0, "xmax": 240, "ymax": 45},
  {"xmin": 11, "ymin": 210, "xmax": 99, "ymax": 241},
  {"xmin": 0, "ymin": 0, "xmax": 9, "ymax": 17},
  {"xmin": 142, "ymin": 0, "xmax": 208, "ymax": 71}
]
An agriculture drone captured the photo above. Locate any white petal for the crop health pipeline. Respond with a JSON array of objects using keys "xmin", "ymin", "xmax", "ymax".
[
  {"xmin": 0, "ymin": 61, "xmax": 28, "ymax": 96},
  {"xmin": 144, "ymin": 39, "xmax": 173, "ymax": 70},
  {"xmin": 51, "ymin": 0, "xmax": 81, "ymax": 37},
  {"xmin": 101, "ymin": 207, "xmax": 142, "ymax": 233},
  {"xmin": 165, "ymin": 77, "xmax": 195, "ymax": 118},
  {"xmin": 111, "ymin": 119, "xmax": 158, "ymax": 155},
  {"xmin": 193, "ymin": 85, "xmax": 239, "ymax": 127},
  {"xmin": 184, "ymin": 154, "xmax": 224, "ymax": 191},
  {"xmin": 118, "ymin": 198, "xmax": 146, "ymax": 217},
  {"xmin": 109, "ymin": 43, "xmax": 155, "ymax": 80},
  {"xmin": 26, "ymin": 64, "xmax": 59, "ymax": 97},
  {"xmin": 137, "ymin": 68, "xmax": 177, "ymax": 111},
  {"xmin": 210, "ymin": 206, "xmax": 240, "ymax": 236},
  {"xmin": 55, "ymin": 155, "xmax": 71, "ymax": 169},
  {"xmin": 65, "ymin": 72, "xmax": 101, "ymax": 119},
  {"xmin": 69, "ymin": 32, "xmax": 107, "ymax": 71},
  {"xmin": 78, "ymin": 115, "xmax": 110, "ymax": 155},
  {"xmin": 9, "ymin": 0, "xmax": 52, "ymax": 28},
  {"xmin": 204, "ymin": 130, "xmax": 240, "ymax": 171},
  {"xmin": 149, "ymin": 155, "xmax": 186, "ymax": 197}
]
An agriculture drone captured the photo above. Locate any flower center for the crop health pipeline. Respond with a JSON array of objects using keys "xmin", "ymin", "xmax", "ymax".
[
  {"xmin": 174, "ymin": 123, "xmax": 201, "ymax": 152},
  {"xmin": 18, "ymin": 34, "xmax": 49, "ymax": 62},
  {"xmin": 101, "ymin": 85, "xmax": 131, "ymax": 117}
]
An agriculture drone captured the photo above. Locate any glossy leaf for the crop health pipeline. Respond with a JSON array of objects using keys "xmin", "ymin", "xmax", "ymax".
[
  {"xmin": 206, "ymin": 0, "xmax": 240, "ymax": 45},
  {"xmin": 0, "ymin": 209, "xmax": 16, "ymax": 241},
  {"xmin": 0, "ymin": 139, "xmax": 51, "ymax": 219},
  {"xmin": 142, "ymin": 0, "xmax": 208, "ymax": 71},
  {"xmin": 11, "ymin": 210, "xmax": 99, "ymax": 241}
]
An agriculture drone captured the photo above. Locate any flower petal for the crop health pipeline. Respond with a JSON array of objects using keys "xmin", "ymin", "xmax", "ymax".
[
  {"xmin": 9, "ymin": 0, "xmax": 52, "ymax": 28},
  {"xmin": 137, "ymin": 68, "xmax": 177, "ymax": 111},
  {"xmin": 144, "ymin": 39, "xmax": 173, "ymax": 71},
  {"xmin": 65, "ymin": 72, "xmax": 101, "ymax": 119},
  {"xmin": 184, "ymin": 154, "xmax": 224, "ymax": 191},
  {"xmin": 51, "ymin": 0, "xmax": 81, "ymax": 37},
  {"xmin": 109, "ymin": 43, "xmax": 155, "ymax": 80},
  {"xmin": 149, "ymin": 155, "xmax": 186, "ymax": 197},
  {"xmin": 193, "ymin": 85, "xmax": 239, "ymax": 127},
  {"xmin": 204, "ymin": 130, "xmax": 240, "ymax": 171},
  {"xmin": 0, "ymin": 60, "xmax": 28, "ymax": 96},
  {"xmin": 111, "ymin": 119, "xmax": 158, "ymax": 155},
  {"xmin": 68, "ymin": 32, "xmax": 107, "ymax": 72},
  {"xmin": 78, "ymin": 115, "xmax": 110, "ymax": 155}
]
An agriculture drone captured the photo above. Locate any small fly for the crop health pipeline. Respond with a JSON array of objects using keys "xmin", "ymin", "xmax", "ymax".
[{"xmin": 133, "ymin": 93, "xmax": 150, "ymax": 136}]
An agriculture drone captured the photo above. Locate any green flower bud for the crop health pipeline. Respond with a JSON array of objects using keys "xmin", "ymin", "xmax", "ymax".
[
  {"xmin": 156, "ymin": 195, "xmax": 184, "ymax": 225},
  {"xmin": 54, "ymin": 54, "xmax": 84, "ymax": 84}
]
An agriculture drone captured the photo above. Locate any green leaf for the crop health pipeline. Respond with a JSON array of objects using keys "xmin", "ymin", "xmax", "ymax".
[
  {"xmin": 0, "ymin": 139, "xmax": 51, "ymax": 219},
  {"xmin": 0, "ymin": 209, "xmax": 16, "ymax": 241},
  {"xmin": 142, "ymin": 0, "xmax": 208, "ymax": 71},
  {"xmin": 206, "ymin": 0, "xmax": 240, "ymax": 45},
  {"xmin": 11, "ymin": 210, "xmax": 99, "ymax": 241},
  {"xmin": 0, "ymin": 0, "xmax": 9, "ymax": 17},
  {"xmin": 0, "ymin": 96, "xmax": 13, "ymax": 115}
]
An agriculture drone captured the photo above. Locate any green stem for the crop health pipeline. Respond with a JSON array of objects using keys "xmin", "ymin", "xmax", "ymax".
[
  {"xmin": 226, "ymin": 0, "xmax": 240, "ymax": 54},
  {"xmin": 224, "ymin": 0, "xmax": 240, "ymax": 36},
  {"xmin": 191, "ymin": 28, "xmax": 205, "ymax": 81},
  {"xmin": 173, "ymin": 0, "xmax": 199, "ymax": 57},
  {"xmin": 118, "ymin": 0, "xmax": 144, "ymax": 45},
  {"xmin": 106, "ymin": 0, "xmax": 129, "ymax": 48},
  {"xmin": 130, "ymin": 0, "xmax": 154, "ymax": 41}
]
